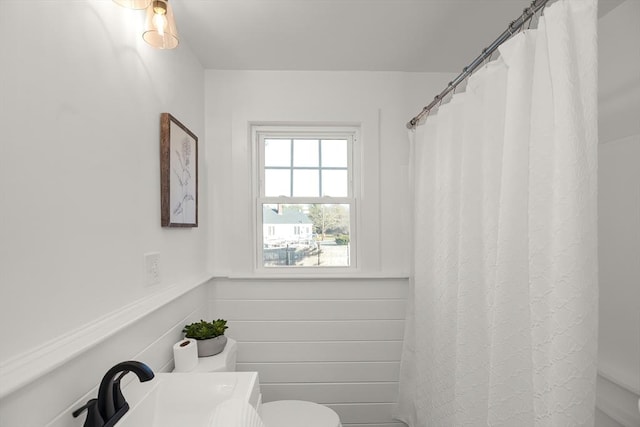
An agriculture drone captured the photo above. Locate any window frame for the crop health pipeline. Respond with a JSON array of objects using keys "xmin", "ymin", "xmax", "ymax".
[{"xmin": 253, "ymin": 124, "xmax": 360, "ymax": 273}]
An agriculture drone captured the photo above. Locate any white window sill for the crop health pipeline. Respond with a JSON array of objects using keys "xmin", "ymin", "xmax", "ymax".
[{"xmin": 212, "ymin": 272, "xmax": 409, "ymax": 280}]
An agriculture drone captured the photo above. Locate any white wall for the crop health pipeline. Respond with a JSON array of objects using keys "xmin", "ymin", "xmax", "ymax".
[
  {"xmin": 598, "ymin": 134, "xmax": 640, "ymax": 427},
  {"xmin": 204, "ymin": 70, "xmax": 448, "ymax": 426},
  {"xmin": 597, "ymin": 1, "xmax": 640, "ymax": 425},
  {"xmin": 205, "ymin": 70, "xmax": 448, "ymax": 277},
  {"xmin": 0, "ymin": 0, "xmax": 207, "ymax": 362},
  {"xmin": 598, "ymin": 0, "xmax": 640, "ymax": 143},
  {"xmin": 0, "ymin": 1, "xmax": 209, "ymax": 425},
  {"xmin": 599, "ymin": 134, "xmax": 640, "ymax": 391}
]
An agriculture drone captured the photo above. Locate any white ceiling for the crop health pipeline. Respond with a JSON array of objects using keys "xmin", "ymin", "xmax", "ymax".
[{"xmin": 172, "ymin": 0, "xmax": 625, "ymax": 72}]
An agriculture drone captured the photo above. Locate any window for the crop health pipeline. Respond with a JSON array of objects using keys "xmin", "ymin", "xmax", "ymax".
[{"xmin": 255, "ymin": 126, "xmax": 358, "ymax": 269}]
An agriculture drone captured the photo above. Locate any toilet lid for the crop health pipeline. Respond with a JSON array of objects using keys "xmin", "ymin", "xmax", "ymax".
[{"xmin": 260, "ymin": 400, "xmax": 340, "ymax": 427}]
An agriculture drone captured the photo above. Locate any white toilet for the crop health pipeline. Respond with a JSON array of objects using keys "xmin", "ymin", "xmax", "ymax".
[{"xmin": 186, "ymin": 338, "xmax": 341, "ymax": 427}]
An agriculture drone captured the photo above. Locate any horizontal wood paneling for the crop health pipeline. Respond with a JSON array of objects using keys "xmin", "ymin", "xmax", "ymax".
[
  {"xmin": 230, "ymin": 320, "xmax": 404, "ymax": 341},
  {"xmin": 237, "ymin": 341, "xmax": 402, "ymax": 362},
  {"xmin": 7, "ymin": 281, "xmax": 210, "ymax": 427},
  {"xmin": 212, "ymin": 278, "xmax": 408, "ymax": 300},
  {"xmin": 209, "ymin": 277, "xmax": 408, "ymax": 427},
  {"xmin": 261, "ymin": 382, "xmax": 399, "ymax": 404},
  {"xmin": 237, "ymin": 362, "xmax": 400, "ymax": 383},
  {"xmin": 211, "ymin": 299, "xmax": 406, "ymax": 320}
]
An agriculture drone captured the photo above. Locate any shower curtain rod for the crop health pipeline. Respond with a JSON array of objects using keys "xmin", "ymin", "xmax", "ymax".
[{"xmin": 406, "ymin": 0, "xmax": 550, "ymax": 129}]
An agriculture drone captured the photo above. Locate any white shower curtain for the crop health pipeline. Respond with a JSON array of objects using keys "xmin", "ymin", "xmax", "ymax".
[{"xmin": 395, "ymin": 1, "xmax": 598, "ymax": 426}]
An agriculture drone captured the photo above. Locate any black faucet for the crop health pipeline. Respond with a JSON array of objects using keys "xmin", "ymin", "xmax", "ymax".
[{"xmin": 73, "ymin": 361, "xmax": 155, "ymax": 427}]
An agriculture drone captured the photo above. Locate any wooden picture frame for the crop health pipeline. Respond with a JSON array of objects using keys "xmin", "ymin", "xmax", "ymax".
[{"xmin": 160, "ymin": 113, "xmax": 198, "ymax": 227}]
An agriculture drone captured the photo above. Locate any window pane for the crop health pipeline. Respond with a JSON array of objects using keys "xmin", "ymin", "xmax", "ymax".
[
  {"xmin": 265, "ymin": 169, "xmax": 291, "ymax": 197},
  {"xmin": 322, "ymin": 170, "xmax": 348, "ymax": 197},
  {"xmin": 292, "ymin": 170, "xmax": 319, "ymax": 197},
  {"xmin": 264, "ymin": 139, "xmax": 291, "ymax": 167},
  {"xmin": 321, "ymin": 139, "xmax": 347, "ymax": 167},
  {"xmin": 293, "ymin": 139, "xmax": 319, "ymax": 167},
  {"xmin": 262, "ymin": 203, "xmax": 350, "ymax": 267}
]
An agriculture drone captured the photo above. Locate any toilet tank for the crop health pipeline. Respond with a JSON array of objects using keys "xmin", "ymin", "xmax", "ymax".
[{"xmin": 191, "ymin": 338, "xmax": 237, "ymax": 372}]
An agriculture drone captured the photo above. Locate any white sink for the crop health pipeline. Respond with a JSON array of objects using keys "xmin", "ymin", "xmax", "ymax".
[{"xmin": 115, "ymin": 372, "xmax": 260, "ymax": 427}]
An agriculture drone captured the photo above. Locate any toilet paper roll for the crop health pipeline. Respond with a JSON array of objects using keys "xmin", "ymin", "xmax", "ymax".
[{"xmin": 173, "ymin": 338, "xmax": 198, "ymax": 372}]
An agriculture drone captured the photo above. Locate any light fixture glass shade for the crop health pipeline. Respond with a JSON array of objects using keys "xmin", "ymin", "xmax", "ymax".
[
  {"xmin": 142, "ymin": 0, "xmax": 179, "ymax": 49},
  {"xmin": 113, "ymin": 0, "xmax": 152, "ymax": 10}
]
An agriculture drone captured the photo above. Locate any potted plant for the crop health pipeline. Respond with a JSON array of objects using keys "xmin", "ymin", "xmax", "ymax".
[{"xmin": 182, "ymin": 319, "xmax": 229, "ymax": 357}]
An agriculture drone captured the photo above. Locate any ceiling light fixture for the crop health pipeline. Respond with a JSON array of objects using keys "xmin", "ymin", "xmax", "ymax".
[
  {"xmin": 112, "ymin": 0, "xmax": 179, "ymax": 50},
  {"xmin": 142, "ymin": 0, "xmax": 179, "ymax": 49},
  {"xmin": 113, "ymin": 0, "xmax": 152, "ymax": 10}
]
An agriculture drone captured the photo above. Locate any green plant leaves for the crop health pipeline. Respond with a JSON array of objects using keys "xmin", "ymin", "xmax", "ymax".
[{"xmin": 182, "ymin": 319, "xmax": 228, "ymax": 340}]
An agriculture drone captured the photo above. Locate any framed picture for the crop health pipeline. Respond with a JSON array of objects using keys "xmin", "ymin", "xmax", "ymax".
[{"xmin": 160, "ymin": 113, "xmax": 198, "ymax": 227}]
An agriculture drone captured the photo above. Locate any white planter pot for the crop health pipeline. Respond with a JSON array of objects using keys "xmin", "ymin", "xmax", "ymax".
[{"xmin": 196, "ymin": 335, "xmax": 227, "ymax": 357}]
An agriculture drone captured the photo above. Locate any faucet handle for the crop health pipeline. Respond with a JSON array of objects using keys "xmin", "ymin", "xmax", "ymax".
[
  {"xmin": 112, "ymin": 372, "xmax": 128, "ymax": 413},
  {"xmin": 72, "ymin": 398, "xmax": 104, "ymax": 427}
]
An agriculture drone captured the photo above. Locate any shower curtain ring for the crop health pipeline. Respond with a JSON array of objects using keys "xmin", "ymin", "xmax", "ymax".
[{"xmin": 524, "ymin": 6, "xmax": 536, "ymax": 32}]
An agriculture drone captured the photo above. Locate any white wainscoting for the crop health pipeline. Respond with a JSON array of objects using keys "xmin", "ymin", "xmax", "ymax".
[
  {"xmin": 0, "ymin": 279, "xmax": 209, "ymax": 427},
  {"xmin": 209, "ymin": 277, "xmax": 409, "ymax": 427}
]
